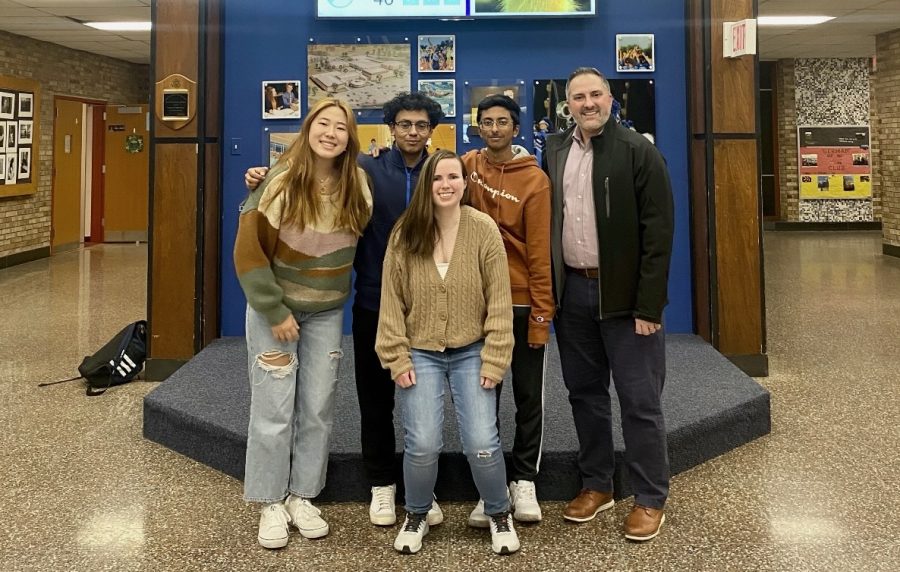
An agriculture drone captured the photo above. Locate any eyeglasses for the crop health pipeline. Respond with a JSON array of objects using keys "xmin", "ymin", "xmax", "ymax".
[
  {"xmin": 479, "ymin": 118, "xmax": 513, "ymax": 129},
  {"xmin": 393, "ymin": 120, "xmax": 431, "ymax": 133}
]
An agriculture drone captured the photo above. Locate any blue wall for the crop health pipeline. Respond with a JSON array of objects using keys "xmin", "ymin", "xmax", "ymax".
[{"xmin": 220, "ymin": 0, "xmax": 693, "ymax": 335}]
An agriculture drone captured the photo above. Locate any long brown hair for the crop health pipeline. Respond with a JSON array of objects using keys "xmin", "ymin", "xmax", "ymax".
[
  {"xmin": 262, "ymin": 97, "xmax": 370, "ymax": 236},
  {"xmin": 393, "ymin": 149, "xmax": 469, "ymax": 257}
]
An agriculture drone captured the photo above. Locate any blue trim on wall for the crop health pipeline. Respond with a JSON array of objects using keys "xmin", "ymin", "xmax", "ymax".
[{"xmin": 221, "ymin": 0, "xmax": 693, "ymax": 335}]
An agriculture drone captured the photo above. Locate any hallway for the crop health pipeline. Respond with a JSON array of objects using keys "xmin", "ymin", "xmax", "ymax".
[{"xmin": 0, "ymin": 233, "xmax": 897, "ymax": 571}]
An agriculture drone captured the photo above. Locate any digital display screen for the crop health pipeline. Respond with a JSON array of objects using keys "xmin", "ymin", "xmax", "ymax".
[{"xmin": 317, "ymin": 1, "xmax": 596, "ymax": 19}]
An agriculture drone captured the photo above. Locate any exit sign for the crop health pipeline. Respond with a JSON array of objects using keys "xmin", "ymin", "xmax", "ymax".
[{"xmin": 724, "ymin": 19, "xmax": 757, "ymax": 58}]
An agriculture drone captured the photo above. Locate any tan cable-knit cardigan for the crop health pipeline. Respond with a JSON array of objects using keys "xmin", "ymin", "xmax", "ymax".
[{"xmin": 375, "ymin": 206, "xmax": 514, "ymax": 381}]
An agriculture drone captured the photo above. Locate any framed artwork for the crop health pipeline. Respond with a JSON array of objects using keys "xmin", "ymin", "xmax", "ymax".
[
  {"xmin": 4, "ymin": 153, "xmax": 15, "ymax": 184},
  {"xmin": 17, "ymin": 92, "xmax": 33, "ymax": 118},
  {"xmin": 418, "ymin": 79, "xmax": 456, "ymax": 118},
  {"xmin": 0, "ymin": 92, "xmax": 13, "ymax": 120},
  {"xmin": 262, "ymin": 80, "xmax": 301, "ymax": 120},
  {"xmin": 5, "ymin": 121, "xmax": 15, "ymax": 151},
  {"xmin": 17, "ymin": 147, "xmax": 30, "ymax": 181},
  {"xmin": 18, "ymin": 120, "xmax": 33, "ymax": 145},
  {"xmin": 263, "ymin": 126, "xmax": 302, "ymax": 167},
  {"xmin": 418, "ymin": 35, "xmax": 455, "ymax": 73},
  {"xmin": 616, "ymin": 34, "xmax": 655, "ymax": 72},
  {"xmin": 307, "ymin": 43, "xmax": 411, "ymax": 114},
  {"xmin": 0, "ymin": 122, "xmax": 5, "ymax": 147}
]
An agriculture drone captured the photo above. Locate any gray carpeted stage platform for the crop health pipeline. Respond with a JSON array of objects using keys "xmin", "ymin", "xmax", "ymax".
[{"xmin": 143, "ymin": 334, "xmax": 770, "ymax": 501}]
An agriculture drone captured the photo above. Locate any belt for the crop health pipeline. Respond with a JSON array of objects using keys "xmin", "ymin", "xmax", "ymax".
[{"xmin": 566, "ymin": 265, "xmax": 599, "ymax": 279}]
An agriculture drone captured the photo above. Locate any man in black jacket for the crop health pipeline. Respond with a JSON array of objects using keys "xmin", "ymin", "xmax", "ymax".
[{"xmin": 543, "ymin": 67, "xmax": 674, "ymax": 541}]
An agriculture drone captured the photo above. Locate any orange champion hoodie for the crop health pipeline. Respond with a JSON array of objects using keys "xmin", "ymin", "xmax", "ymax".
[{"xmin": 462, "ymin": 145, "xmax": 554, "ymax": 345}]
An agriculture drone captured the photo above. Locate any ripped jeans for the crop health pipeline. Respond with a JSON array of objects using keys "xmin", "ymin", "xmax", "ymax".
[
  {"xmin": 243, "ymin": 305, "xmax": 343, "ymax": 502},
  {"xmin": 398, "ymin": 341, "xmax": 510, "ymax": 516}
]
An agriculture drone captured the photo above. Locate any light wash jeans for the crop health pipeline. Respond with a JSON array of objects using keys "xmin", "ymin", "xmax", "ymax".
[
  {"xmin": 243, "ymin": 305, "xmax": 343, "ymax": 502},
  {"xmin": 398, "ymin": 341, "xmax": 510, "ymax": 515}
]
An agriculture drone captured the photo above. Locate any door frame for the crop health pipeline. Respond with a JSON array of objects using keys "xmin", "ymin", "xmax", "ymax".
[{"xmin": 50, "ymin": 95, "xmax": 106, "ymax": 249}]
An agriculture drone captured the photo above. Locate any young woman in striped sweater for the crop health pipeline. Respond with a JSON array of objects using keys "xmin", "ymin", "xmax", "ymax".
[{"xmin": 233, "ymin": 97, "xmax": 372, "ymax": 549}]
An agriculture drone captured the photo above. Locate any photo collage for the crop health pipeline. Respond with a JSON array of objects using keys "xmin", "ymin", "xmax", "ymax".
[{"xmin": 0, "ymin": 89, "xmax": 34, "ymax": 186}]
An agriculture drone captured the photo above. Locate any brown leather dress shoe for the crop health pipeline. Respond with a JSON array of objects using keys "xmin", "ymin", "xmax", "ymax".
[
  {"xmin": 563, "ymin": 489, "xmax": 615, "ymax": 522},
  {"xmin": 623, "ymin": 505, "xmax": 665, "ymax": 541}
]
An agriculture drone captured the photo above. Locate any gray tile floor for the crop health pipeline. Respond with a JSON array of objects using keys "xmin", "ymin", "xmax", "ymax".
[{"xmin": 1, "ymin": 233, "xmax": 898, "ymax": 571}]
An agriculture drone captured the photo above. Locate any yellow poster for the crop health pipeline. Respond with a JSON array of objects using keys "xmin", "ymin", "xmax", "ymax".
[{"xmin": 800, "ymin": 174, "xmax": 871, "ymax": 199}]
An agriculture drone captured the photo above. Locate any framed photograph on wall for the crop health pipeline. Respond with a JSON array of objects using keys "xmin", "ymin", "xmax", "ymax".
[
  {"xmin": 0, "ymin": 92, "xmax": 14, "ymax": 120},
  {"xmin": 18, "ymin": 120, "xmax": 33, "ymax": 145},
  {"xmin": 0, "ymin": 122, "xmax": 5, "ymax": 147},
  {"xmin": 263, "ymin": 126, "xmax": 302, "ymax": 167},
  {"xmin": 418, "ymin": 79, "xmax": 456, "ymax": 117},
  {"xmin": 5, "ymin": 121, "xmax": 16, "ymax": 151},
  {"xmin": 18, "ymin": 92, "xmax": 34, "ymax": 118},
  {"xmin": 418, "ymin": 35, "xmax": 455, "ymax": 73},
  {"xmin": 307, "ymin": 43, "xmax": 411, "ymax": 116},
  {"xmin": 262, "ymin": 80, "xmax": 301, "ymax": 120},
  {"xmin": 4, "ymin": 154, "xmax": 15, "ymax": 185},
  {"xmin": 0, "ymin": 154, "xmax": 6, "ymax": 186},
  {"xmin": 616, "ymin": 34, "xmax": 655, "ymax": 72},
  {"xmin": 17, "ymin": 147, "xmax": 31, "ymax": 181}
]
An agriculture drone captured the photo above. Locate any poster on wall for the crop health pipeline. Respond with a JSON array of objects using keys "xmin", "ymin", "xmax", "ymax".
[
  {"xmin": 532, "ymin": 79, "xmax": 656, "ymax": 134},
  {"xmin": 418, "ymin": 79, "xmax": 456, "ymax": 117},
  {"xmin": 307, "ymin": 43, "xmax": 411, "ymax": 114},
  {"xmin": 263, "ymin": 127, "xmax": 302, "ymax": 167},
  {"xmin": 0, "ymin": 80, "xmax": 37, "ymax": 193},
  {"xmin": 616, "ymin": 34, "xmax": 655, "ymax": 72},
  {"xmin": 798, "ymin": 126, "xmax": 871, "ymax": 200},
  {"xmin": 418, "ymin": 35, "xmax": 455, "ymax": 73}
]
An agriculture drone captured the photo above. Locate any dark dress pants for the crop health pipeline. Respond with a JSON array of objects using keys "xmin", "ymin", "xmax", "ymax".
[
  {"xmin": 495, "ymin": 306, "xmax": 546, "ymax": 482},
  {"xmin": 555, "ymin": 272, "xmax": 669, "ymax": 509},
  {"xmin": 352, "ymin": 305, "xmax": 399, "ymax": 487}
]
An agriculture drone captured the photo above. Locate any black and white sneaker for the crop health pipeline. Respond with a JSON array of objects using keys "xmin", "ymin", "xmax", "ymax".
[
  {"xmin": 489, "ymin": 512, "xmax": 520, "ymax": 555},
  {"xmin": 393, "ymin": 512, "xmax": 430, "ymax": 554}
]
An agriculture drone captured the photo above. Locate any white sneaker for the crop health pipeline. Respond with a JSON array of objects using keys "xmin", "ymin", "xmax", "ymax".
[
  {"xmin": 257, "ymin": 502, "xmax": 290, "ymax": 549},
  {"xmin": 489, "ymin": 512, "xmax": 520, "ymax": 555},
  {"xmin": 427, "ymin": 498, "xmax": 444, "ymax": 526},
  {"xmin": 467, "ymin": 499, "xmax": 490, "ymax": 528},
  {"xmin": 284, "ymin": 495, "xmax": 329, "ymax": 539},
  {"xmin": 369, "ymin": 484, "xmax": 397, "ymax": 526},
  {"xmin": 509, "ymin": 480, "xmax": 542, "ymax": 522},
  {"xmin": 393, "ymin": 513, "xmax": 429, "ymax": 554}
]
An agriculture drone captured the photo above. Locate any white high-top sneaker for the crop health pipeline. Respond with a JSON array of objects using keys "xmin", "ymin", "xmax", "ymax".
[
  {"xmin": 369, "ymin": 484, "xmax": 397, "ymax": 526},
  {"xmin": 509, "ymin": 480, "xmax": 542, "ymax": 522}
]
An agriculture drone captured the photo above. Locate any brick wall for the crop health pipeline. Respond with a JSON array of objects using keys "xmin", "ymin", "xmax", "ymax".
[
  {"xmin": 0, "ymin": 30, "xmax": 149, "ymax": 260},
  {"xmin": 775, "ymin": 59, "xmax": 798, "ymax": 221},
  {"xmin": 877, "ymin": 30, "xmax": 900, "ymax": 248}
]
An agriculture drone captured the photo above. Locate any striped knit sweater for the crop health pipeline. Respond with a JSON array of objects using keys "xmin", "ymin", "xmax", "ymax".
[
  {"xmin": 376, "ymin": 206, "xmax": 514, "ymax": 381},
  {"xmin": 234, "ymin": 163, "xmax": 372, "ymax": 325}
]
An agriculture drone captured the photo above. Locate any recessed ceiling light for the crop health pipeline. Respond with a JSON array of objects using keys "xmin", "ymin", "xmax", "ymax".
[
  {"xmin": 758, "ymin": 16, "xmax": 834, "ymax": 26},
  {"xmin": 84, "ymin": 21, "xmax": 152, "ymax": 31}
]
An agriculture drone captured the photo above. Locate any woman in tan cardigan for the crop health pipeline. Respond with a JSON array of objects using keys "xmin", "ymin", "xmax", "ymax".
[{"xmin": 376, "ymin": 150, "xmax": 518, "ymax": 556}]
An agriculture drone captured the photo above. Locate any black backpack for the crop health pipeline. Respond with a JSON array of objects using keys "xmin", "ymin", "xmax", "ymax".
[{"xmin": 39, "ymin": 320, "xmax": 148, "ymax": 396}]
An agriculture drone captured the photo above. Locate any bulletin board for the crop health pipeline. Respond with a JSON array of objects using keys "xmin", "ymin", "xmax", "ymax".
[{"xmin": 0, "ymin": 75, "xmax": 40, "ymax": 198}]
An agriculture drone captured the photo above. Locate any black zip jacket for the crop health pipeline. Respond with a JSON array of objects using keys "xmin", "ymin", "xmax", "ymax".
[{"xmin": 543, "ymin": 120, "xmax": 674, "ymax": 323}]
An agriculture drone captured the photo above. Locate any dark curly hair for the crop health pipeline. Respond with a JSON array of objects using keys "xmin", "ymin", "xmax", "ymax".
[{"xmin": 382, "ymin": 92, "xmax": 445, "ymax": 127}]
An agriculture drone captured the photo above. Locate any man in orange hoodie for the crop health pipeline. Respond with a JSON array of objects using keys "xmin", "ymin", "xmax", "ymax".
[{"xmin": 461, "ymin": 94, "xmax": 554, "ymax": 526}]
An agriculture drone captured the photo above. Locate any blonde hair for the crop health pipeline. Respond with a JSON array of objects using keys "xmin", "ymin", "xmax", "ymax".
[{"xmin": 263, "ymin": 97, "xmax": 370, "ymax": 236}]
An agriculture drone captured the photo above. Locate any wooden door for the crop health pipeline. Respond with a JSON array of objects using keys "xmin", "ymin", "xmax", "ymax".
[
  {"xmin": 103, "ymin": 105, "xmax": 149, "ymax": 242},
  {"xmin": 51, "ymin": 99, "xmax": 84, "ymax": 250}
]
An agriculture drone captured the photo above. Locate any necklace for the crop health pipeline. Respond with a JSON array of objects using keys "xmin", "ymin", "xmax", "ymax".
[{"xmin": 317, "ymin": 175, "xmax": 334, "ymax": 195}]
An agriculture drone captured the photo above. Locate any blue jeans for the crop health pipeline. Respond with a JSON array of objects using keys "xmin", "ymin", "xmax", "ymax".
[
  {"xmin": 243, "ymin": 305, "xmax": 344, "ymax": 502},
  {"xmin": 398, "ymin": 341, "xmax": 510, "ymax": 516}
]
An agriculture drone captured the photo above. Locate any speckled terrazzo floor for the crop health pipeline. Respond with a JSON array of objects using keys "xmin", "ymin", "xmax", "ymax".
[{"xmin": 1, "ymin": 234, "xmax": 899, "ymax": 571}]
